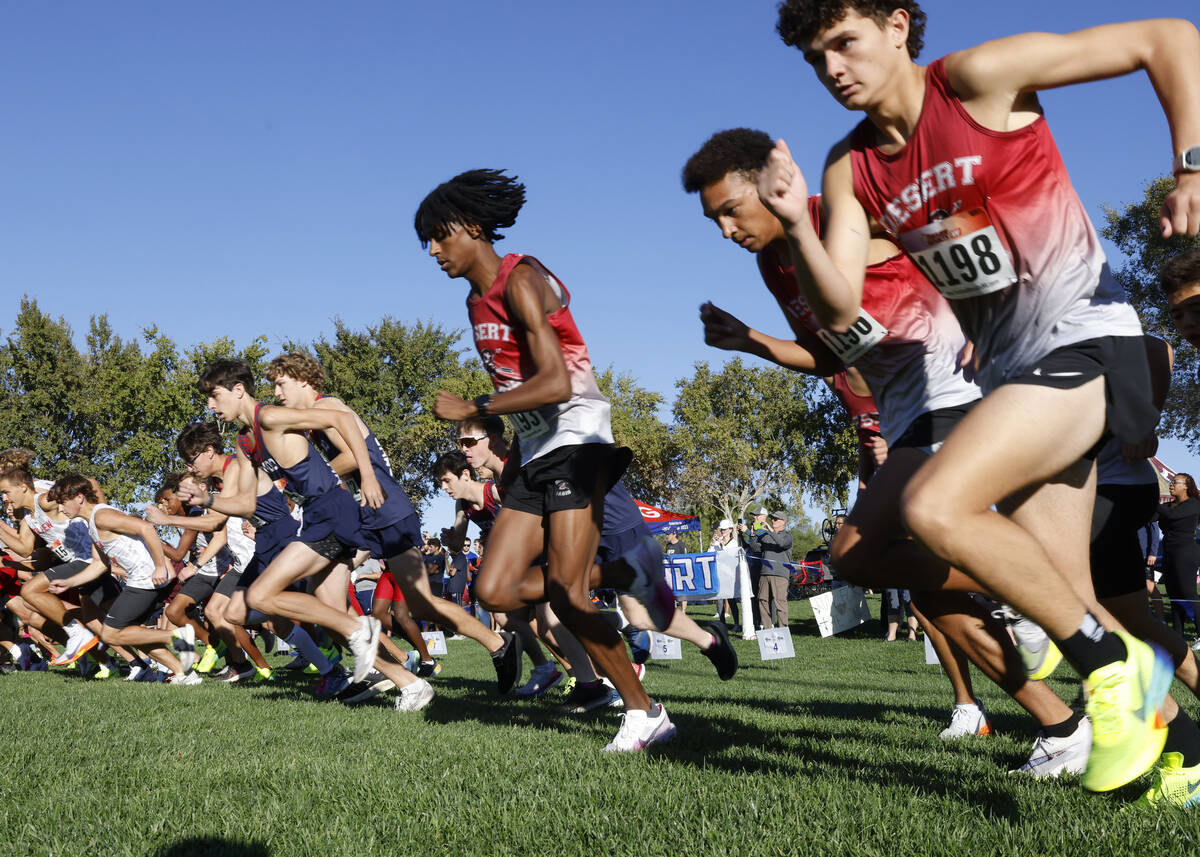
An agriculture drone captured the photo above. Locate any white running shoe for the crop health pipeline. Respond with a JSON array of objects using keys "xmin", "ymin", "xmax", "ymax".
[
  {"xmin": 124, "ymin": 664, "xmax": 148, "ymax": 682},
  {"xmin": 621, "ymin": 535, "xmax": 676, "ymax": 632},
  {"xmin": 167, "ymin": 670, "xmax": 202, "ymax": 686},
  {"xmin": 939, "ymin": 699, "xmax": 992, "ymax": 740},
  {"xmin": 394, "ymin": 678, "xmax": 435, "ymax": 712},
  {"xmin": 1013, "ymin": 716, "xmax": 1092, "ymax": 778},
  {"xmin": 52, "ymin": 621, "xmax": 97, "ymax": 666},
  {"xmin": 516, "ymin": 663, "xmax": 564, "ymax": 698},
  {"xmin": 603, "ymin": 704, "xmax": 677, "ymax": 752},
  {"xmin": 348, "ymin": 616, "xmax": 382, "ymax": 683},
  {"xmin": 171, "ymin": 625, "xmax": 197, "ymax": 672}
]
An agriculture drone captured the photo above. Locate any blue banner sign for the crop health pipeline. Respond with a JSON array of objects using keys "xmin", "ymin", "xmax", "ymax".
[{"xmin": 662, "ymin": 552, "xmax": 720, "ymax": 598}]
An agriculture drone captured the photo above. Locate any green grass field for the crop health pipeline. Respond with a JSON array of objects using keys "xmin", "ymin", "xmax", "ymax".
[{"xmin": 3, "ymin": 597, "xmax": 1200, "ymax": 857}]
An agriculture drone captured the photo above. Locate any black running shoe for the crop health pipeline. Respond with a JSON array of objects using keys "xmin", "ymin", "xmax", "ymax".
[
  {"xmin": 416, "ymin": 659, "xmax": 441, "ymax": 679},
  {"xmin": 701, "ymin": 620, "xmax": 738, "ymax": 681},
  {"xmin": 491, "ymin": 630, "xmax": 523, "ymax": 694},
  {"xmin": 337, "ymin": 670, "xmax": 395, "ymax": 705},
  {"xmin": 559, "ymin": 679, "xmax": 611, "ymax": 713}
]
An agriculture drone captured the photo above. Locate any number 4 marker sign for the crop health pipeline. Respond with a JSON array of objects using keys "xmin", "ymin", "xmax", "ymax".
[{"xmin": 757, "ymin": 627, "xmax": 795, "ymax": 661}]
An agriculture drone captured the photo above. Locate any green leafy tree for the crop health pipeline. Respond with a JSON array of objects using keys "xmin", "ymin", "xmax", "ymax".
[
  {"xmin": 671, "ymin": 357, "xmax": 856, "ymax": 531},
  {"xmin": 595, "ymin": 367, "xmax": 679, "ymax": 506},
  {"xmin": 1101, "ymin": 176, "xmax": 1200, "ymax": 450}
]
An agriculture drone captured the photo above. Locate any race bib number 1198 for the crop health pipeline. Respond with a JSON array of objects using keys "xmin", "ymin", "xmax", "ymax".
[{"xmin": 900, "ymin": 209, "xmax": 1017, "ymax": 300}]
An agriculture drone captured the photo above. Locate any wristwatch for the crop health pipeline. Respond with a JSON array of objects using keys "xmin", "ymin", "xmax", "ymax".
[
  {"xmin": 1173, "ymin": 146, "xmax": 1200, "ymax": 175},
  {"xmin": 473, "ymin": 394, "xmax": 493, "ymax": 416}
]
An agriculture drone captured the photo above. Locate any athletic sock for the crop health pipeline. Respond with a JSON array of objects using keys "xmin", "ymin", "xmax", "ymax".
[
  {"xmin": 285, "ymin": 627, "xmax": 332, "ymax": 675},
  {"xmin": 1042, "ymin": 709, "xmax": 1085, "ymax": 739},
  {"xmin": 1057, "ymin": 614, "xmax": 1127, "ymax": 675},
  {"xmin": 1164, "ymin": 709, "xmax": 1200, "ymax": 767}
]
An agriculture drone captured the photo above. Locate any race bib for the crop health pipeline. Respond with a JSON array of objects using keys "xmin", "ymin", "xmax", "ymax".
[
  {"xmin": 900, "ymin": 209, "xmax": 1016, "ymax": 300},
  {"xmin": 507, "ymin": 409, "xmax": 550, "ymax": 441},
  {"xmin": 815, "ymin": 310, "xmax": 887, "ymax": 365},
  {"xmin": 48, "ymin": 538, "xmax": 73, "ymax": 562}
]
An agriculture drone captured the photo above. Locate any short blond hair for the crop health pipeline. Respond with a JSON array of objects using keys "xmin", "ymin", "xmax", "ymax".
[{"xmin": 266, "ymin": 352, "xmax": 326, "ymax": 391}]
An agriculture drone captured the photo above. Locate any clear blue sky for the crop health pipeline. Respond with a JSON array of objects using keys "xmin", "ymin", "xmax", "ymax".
[{"xmin": 1, "ymin": 1, "xmax": 1196, "ymax": 526}]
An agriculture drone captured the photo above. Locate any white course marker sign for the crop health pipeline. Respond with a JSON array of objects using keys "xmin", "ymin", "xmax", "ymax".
[
  {"xmin": 757, "ymin": 627, "xmax": 795, "ymax": 661},
  {"xmin": 421, "ymin": 631, "xmax": 448, "ymax": 656}
]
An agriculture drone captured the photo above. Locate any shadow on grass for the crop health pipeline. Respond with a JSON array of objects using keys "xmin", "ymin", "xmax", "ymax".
[{"xmin": 151, "ymin": 837, "xmax": 269, "ymax": 857}]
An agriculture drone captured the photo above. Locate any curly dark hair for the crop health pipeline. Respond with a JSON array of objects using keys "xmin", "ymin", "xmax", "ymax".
[
  {"xmin": 414, "ymin": 169, "xmax": 526, "ymax": 247},
  {"xmin": 776, "ymin": 1, "xmax": 926, "ymax": 59},
  {"xmin": 681, "ymin": 128, "xmax": 775, "ymax": 194},
  {"xmin": 1161, "ymin": 249, "xmax": 1200, "ymax": 295}
]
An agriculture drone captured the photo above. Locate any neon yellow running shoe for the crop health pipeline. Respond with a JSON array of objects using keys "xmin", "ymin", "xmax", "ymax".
[
  {"xmin": 254, "ymin": 667, "xmax": 275, "ymax": 683},
  {"xmin": 94, "ymin": 662, "xmax": 112, "ymax": 680},
  {"xmin": 1010, "ymin": 616, "xmax": 1063, "ymax": 681},
  {"xmin": 1135, "ymin": 752, "xmax": 1200, "ymax": 808},
  {"xmin": 1082, "ymin": 630, "xmax": 1173, "ymax": 792},
  {"xmin": 196, "ymin": 645, "xmax": 221, "ymax": 674}
]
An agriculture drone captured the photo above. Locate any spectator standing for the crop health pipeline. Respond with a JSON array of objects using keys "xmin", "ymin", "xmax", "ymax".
[
  {"xmin": 737, "ymin": 506, "xmax": 770, "ymax": 629},
  {"xmin": 750, "ymin": 511, "xmax": 793, "ymax": 629},
  {"xmin": 1156, "ymin": 473, "xmax": 1200, "ymax": 644},
  {"xmin": 710, "ymin": 519, "xmax": 741, "ymax": 627}
]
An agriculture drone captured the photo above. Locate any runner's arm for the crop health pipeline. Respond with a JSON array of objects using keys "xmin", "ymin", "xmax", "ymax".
[
  {"xmin": 442, "ymin": 506, "xmax": 471, "ymax": 553},
  {"xmin": 159, "ymin": 526, "xmax": 197, "ymax": 563},
  {"xmin": 189, "ymin": 525, "xmax": 228, "ymax": 570},
  {"xmin": 144, "ymin": 504, "xmax": 229, "ymax": 532},
  {"xmin": 93, "ymin": 507, "xmax": 172, "ymax": 584},
  {"xmin": 699, "ymin": 301, "xmax": 842, "ymax": 375},
  {"xmin": 260, "ymin": 405, "xmax": 384, "ymax": 508},
  {"xmin": 0, "ymin": 517, "xmax": 36, "ymax": 558},
  {"xmin": 758, "ymin": 139, "xmax": 870, "ymax": 332},
  {"xmin": 181, "ymin": 450, "xmax": 261, "ymax": 519},
  {"xmin": 310, "ymin": 397, "xmax": 359, "ymax": 476},
  {"xmin": 946, "ymin": 20, "xmax": 1200, "ymax": 237},
  {"xmin": 48, "ymin": 546, "xmax": 109, "ymax": 593}
]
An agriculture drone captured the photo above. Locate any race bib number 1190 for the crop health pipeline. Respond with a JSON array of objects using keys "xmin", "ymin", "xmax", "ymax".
[{"xmin": 900, "ymin": 209, "xmax": 1017, "ymax": 300}]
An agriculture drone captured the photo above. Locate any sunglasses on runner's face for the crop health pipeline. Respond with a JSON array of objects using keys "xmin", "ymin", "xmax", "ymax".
[{"xmin": 458, "ymin": 435, "xmax": 487, "ymax": 448}]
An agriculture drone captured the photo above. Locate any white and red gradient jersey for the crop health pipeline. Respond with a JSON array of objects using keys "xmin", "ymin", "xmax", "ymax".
[
  {"xmin": 848, "ymin": 57, "xmax": 1140, "ymax": 393},
  {"xmin": 467, "ymin": 253, "xmax": 613, "ymax": 464},
  {"xmin": 757, "ymin": 196, "xmax": 979, "ymax": 444}
]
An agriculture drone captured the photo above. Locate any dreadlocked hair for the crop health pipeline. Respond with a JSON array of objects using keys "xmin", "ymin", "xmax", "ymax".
[{"xmin": 414, "ymin": 169, "xmax": 526, "ymax": 247}]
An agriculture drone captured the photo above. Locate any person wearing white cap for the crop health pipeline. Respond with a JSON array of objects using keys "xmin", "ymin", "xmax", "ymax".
[{"xmin": 710, "ymin": 519, "xmax": 740, "ymax": 626}]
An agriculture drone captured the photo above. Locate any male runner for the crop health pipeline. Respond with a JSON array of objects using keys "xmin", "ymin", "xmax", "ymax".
[
  {"xmin": 45, "ymin": 473, "xmax": 197, "ymax": 682},
  {"xmin": 263, "ymin": 350, "xmax": 508, "ymax": 701},
  {"xmin": 764, "ymin": 0, "xmax": 1200, "ymax": 794},
  {"xmin": 189, "ymin": 360, "xmax": 389, "ymax": 688},
  {"xmin": 685, "ymin": 126, "xmax": 1090, "ymax": 771},
  {"xmin": 168, "ymin": 422, "xmax": 346, "ymax": 691},
  {"xmin": 417, "ymin": 168, "xmax": 675, "ymax": 749},
  {"xmin": 0, "ymin": 467, "xmax": 106, "ymax": 666}
]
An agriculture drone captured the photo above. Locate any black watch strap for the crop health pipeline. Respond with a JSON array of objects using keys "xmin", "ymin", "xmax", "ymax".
[{"xmin": 473, "ymin": 394, "xmax": 493, "ymax": 416}]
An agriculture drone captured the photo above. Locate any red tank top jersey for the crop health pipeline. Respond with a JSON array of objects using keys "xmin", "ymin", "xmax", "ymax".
[
  {"xmin": 758, "ymin": 195, "xmax": 979, "ymax": 443},
  {"xmin": 467, "ymin": 254, "xmax": 612, "ymax": 464},
  {"xmin": 848, "ymin": 58, "xmax": 1140, "ymax": 391}
]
